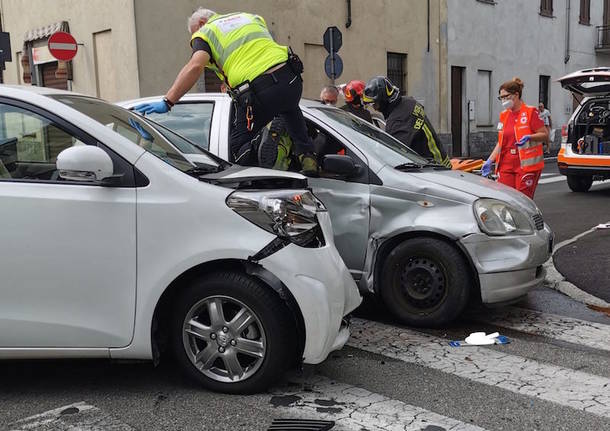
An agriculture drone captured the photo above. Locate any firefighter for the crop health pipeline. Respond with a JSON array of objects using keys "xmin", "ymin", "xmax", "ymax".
[
  {"xmin": 341, "ymin": 80, "xmax": 373, "ymax": 123},
  {"xmin": 362, "ymin": 76, "xmax": 451, "ymax": 168},
  {"xmin": 481, "ymin": 77, "xmax": 547, "ymax": 198},
  {"xmin": 133, "ymin": 7, "xmax": 317, "ymax": 174}
]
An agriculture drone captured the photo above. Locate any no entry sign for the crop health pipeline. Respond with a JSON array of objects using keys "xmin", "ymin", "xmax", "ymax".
[{"xmin": 48, "ymin": 31, "xmax": 78, "ymax": 61}]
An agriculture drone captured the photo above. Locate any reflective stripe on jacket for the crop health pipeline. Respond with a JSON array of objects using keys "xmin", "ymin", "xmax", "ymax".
[
  {"xmin": 496, "ymin": 104, "xmax": 544, "ymax": 173},
  {"xmin": 191, "ymin": 12, "xmax": 288, "ymax": 88}
]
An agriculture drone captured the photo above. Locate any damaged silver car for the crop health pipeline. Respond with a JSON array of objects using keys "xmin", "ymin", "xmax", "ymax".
[{"xmin": 120, "ymin": 95, "xmax": 554, "ymax": 327}]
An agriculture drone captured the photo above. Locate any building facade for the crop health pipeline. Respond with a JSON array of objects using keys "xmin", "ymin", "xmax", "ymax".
[
  {"xmin": 447, "ymin": 0, "xmax": 610, "ymax": 157},
  {"xmin": 2, "ymin": 0, "xmax": 608, "ymax": 157}
]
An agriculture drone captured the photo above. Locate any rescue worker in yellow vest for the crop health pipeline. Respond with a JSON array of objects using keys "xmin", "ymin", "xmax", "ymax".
[
  {"xmin": 362, "ymin": 76, "xmax": 452, "ymax": 168},
  {"xmin": 133, "ymin": 8, "xmax": 318, "ymax": 174},
  {"xmin": 481, "ymin": 78, "xmax": 547, "ymax": 199}
]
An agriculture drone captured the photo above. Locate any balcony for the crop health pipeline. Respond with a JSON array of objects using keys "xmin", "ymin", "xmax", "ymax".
[{"xmin": 595, "ymin": 25, "xmax": 610, "ymax": 53}]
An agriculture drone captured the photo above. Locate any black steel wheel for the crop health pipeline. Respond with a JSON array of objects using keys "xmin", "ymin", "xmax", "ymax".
[{"xmin": 380, "ymin": 237, "xmax": 471, "ymax": 327}]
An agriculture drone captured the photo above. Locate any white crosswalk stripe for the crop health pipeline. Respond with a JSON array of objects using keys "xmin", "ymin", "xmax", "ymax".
[
  {"xmin": 271, "ymin": 375, "xmax": 487, "ymax": 431},
  {"xmin": 470, "ymin": 306, "xmax": 610, "ymax": 352},
  {"xmin": 348, "ymin": 318, "xmax": 610, "ymax": 419},
  {"xmin": 538, "ymin": 175, "xmax": 566, "ymax": 184}
]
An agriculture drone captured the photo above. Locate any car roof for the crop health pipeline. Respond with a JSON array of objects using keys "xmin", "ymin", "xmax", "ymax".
[{"xmin": 0, "ymin": 84, "xmax": 80, "ymax": 97}]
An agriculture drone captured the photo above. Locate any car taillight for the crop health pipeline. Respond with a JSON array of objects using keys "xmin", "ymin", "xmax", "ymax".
[{"xmin": 561, "ymin": 125, "xmax": 568, "ymax": 137}]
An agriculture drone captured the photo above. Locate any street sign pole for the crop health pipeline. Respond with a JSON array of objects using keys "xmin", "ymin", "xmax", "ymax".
[{"xmin": 329, "ymin": 28, "xmax": 335, "ymax": 83}]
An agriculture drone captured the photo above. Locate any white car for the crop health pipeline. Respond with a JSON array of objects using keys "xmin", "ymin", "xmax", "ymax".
[
  {"xmin": 0, "ymin": 85, "xmax": 361, "ymax": 394},
  {"xmin": 121, "ymin": 94, "xmax": 553, "ymax": 327}
]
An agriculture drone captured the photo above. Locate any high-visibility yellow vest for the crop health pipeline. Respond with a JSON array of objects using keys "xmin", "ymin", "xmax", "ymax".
[{"xmin": 191, "ymin": 12, "xmax": 288, "ymax": 88}]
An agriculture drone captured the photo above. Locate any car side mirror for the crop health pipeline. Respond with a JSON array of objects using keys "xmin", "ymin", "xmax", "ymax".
[
  {"xmin": 322, "ymin": 154, "xmax": 360, "ymax": 178},
  {"xmin": 57, "ymin": 146, "xmax": 115, "ymax": 184}
]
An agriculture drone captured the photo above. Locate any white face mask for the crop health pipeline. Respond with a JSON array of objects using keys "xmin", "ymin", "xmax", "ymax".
[{"xmin": 502, "ymin": 99, "xmax": 514, "ymax": 110}]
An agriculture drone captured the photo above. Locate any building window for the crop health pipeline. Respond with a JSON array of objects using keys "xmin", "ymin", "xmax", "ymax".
[
  {"xmin": 580, "ymin": 0, "xmax": 591, "ymax": 24},
  {"xmin": 540, "ymin": 0, "xmax": 553, "ymax": 16},
  {"xmin": 476, "ymin": 70, "xmax": 492, "ymax": 126},
  {"xmin": 387, "ymin": 52, "xmax": 407, "ymax": 95},
  {"xmin": 539, "ymin": 75, "xmax": 550, "ymax": 108}
]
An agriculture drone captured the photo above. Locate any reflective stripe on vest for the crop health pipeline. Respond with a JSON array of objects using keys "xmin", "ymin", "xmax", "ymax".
[
  {"xmin": 496, "ymin": 104, "xmax": 544, "ymax": 173},
  {"xmin": 191, "ymin": 13, "xmax": 286, "ymax": 87}
]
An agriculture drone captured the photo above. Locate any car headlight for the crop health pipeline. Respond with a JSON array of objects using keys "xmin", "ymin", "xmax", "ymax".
[
  {"xmin": 226, "ymin": 189, "xmax": 326, "ymax": 247},
  {"xmin": 473, "ymin": 198, "xmax": 534, "ymax": 236}
]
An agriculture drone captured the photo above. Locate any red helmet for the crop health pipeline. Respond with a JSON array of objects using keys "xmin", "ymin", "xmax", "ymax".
[{"xmin": 344, "ymin": 80, "xmax": 366, "ymax": 103}]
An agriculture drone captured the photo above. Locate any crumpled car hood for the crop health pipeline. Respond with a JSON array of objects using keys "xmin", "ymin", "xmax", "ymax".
[
  {"xmin": 402, "ymin": 169, "xmax": 540, "ymax": 214},
  {"xmin": 198, "ymin": 165, "xmax": 308, "ymax": 190}
]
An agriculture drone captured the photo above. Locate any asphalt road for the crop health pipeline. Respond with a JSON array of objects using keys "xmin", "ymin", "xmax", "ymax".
[
  {"xmin": 534, "ymin": 160, "xmax": 610, "ymax": 303},
  {"xmin": 1, "ymin": 159, "xmax": 609, "ymax": 431}
]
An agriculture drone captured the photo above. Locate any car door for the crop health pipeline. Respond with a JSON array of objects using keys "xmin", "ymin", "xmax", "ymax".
[
  {"xmin": 0, "ymin": 99, "xmax": 137, "ymax": 348},
  {"xmin": 304, "ymin": 119, "xmax": 371, "ymax": 281}
]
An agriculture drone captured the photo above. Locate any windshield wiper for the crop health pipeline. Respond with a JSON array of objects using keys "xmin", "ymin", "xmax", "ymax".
[
  {"xmin": 185, "ymin": 164, "xmax": 222, "ymax": 176},
  {"xmin": 425, "ymin": 162, "xmax": 453, "ymax": 170},
  {"xmin": 395, "ymin": 162, "xmax": 424, "ymax": 171}
]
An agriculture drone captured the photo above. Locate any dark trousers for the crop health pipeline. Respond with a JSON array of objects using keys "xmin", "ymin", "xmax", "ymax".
[{"xmin": 230, "ymin": 64, "xmax": 313, "ymax": 159}]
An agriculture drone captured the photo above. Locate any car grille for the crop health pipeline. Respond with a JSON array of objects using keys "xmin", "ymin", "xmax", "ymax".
[{"xmin": 532, "ymin": 213, "xmax": 544, "ymax": 230}]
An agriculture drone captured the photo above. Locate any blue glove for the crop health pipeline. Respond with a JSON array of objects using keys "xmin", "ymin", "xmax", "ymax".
[
  {"xmin": 481, "ymin": 159, "xmax": 493, "ymax": 177},
  {"xmin": 517, "ymin": 135, "xmax": 531, "ymax": 147},
  {"xmin": 132, "ymin": 100, "xmax": 169, "ymax": 115}
]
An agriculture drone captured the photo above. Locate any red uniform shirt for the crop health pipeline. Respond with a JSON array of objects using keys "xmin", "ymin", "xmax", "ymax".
[{"xmin": 500, "ymin": 107, "xmax": 545, "ymax": 172}]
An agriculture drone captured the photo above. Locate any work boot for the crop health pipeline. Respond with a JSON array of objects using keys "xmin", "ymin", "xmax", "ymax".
[
  {"xmin": 299, "ymin": 153, "xmax": 318, "ymax": 176},
  {"xmin": 257, "ymin": 134, "xmax": 278, "ymax": 169}
]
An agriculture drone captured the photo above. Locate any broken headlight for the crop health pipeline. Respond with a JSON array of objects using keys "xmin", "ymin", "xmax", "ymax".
[
  {"xmin": 226, "ymin": 190, "xmax": 326, "ymax": 247},
  {"xmin": 473, "ymin": 198, "xmax": 534, "ymax": 236}
]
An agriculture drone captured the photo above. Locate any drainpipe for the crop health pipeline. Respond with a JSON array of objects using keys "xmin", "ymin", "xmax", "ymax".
[
  {"xmin": 345, "ymin": 0, "xmax": 352, "ymax": 28},
  {"xmin": 564, "ymin": 0, "xmax": 571, "ymax": 64}
]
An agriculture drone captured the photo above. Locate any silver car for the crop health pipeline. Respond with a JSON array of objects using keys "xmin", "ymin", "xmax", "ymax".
[{"xmin": 121, "ymin": 95, "xmax": 554, "ymax": 327}]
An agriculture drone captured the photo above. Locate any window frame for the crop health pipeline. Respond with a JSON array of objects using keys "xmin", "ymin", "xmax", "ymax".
[
  {"xmin": 387, "ymin": 52, "xmax": 408, "ymax": 96},
  {"xmin": 579, "ymin": 0, "xmax": 591, "ymax": 25},
  {"xmin": 0, "ymin": 96, "xmax": 137, "ymax": 187},
  {"xmin": 540, "ymin": 0, "xmax": 554, "ymax": 17},
  {"xmin": 476, "ymin": 69, "xmax": 493, "ymax": 127}
]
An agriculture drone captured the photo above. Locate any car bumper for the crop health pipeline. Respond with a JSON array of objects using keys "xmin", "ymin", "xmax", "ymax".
[
  {"xmin": 460, "ymin": 225, "xmax": 553, "ymax": 304},
  {"xmin": 259, "ymin": 211, "xmax": 362, "ymax": 364}
]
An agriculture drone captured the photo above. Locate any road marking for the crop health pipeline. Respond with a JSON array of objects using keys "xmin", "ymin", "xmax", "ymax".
[
  {"xmin": 540, "ymin": 173, "xmax": 556, "ymax": 177},
  {"xmin": 8, "ymin": 402, "xmax": 135, "ymax": 430},
  {"xmin": 270, "ymin": 375, "xmax": 487, "ymax": 431},
  {"xmin": 471, "ymin": 306, "xmax": 610, "ymax": 352},
  {"xmin": 539, "ymin": 176, "xmax": 566, "ymax": 184},
  {"xmin": 348, "ymin": 319, "xmax": 610, "ymax": 418}
]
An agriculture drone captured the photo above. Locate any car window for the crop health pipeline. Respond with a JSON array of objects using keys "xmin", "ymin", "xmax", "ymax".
[
  {"xmin": 0, "ymin": 102, "xmax": 96, "ymax": 181},
  {"xmin": 145, "ymin": 102, "xmax": 214, "ymax": 150},
  {"xmin": 50, "ymin": 95, "xmax": 216, "ymax": 173},
  {"xmin": 312, "ymin": 107, "xmax": 430, "ymax": 167}
]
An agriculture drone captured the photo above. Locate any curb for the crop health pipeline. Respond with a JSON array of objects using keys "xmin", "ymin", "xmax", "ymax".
[{"xmin": 544, "ymin": 223, "xmax": 610, "ymax": 309}]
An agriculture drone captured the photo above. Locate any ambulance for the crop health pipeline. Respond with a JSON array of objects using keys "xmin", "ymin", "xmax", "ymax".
[{"xmin": 558, "ymin": 68, "xmax": 610, "ymax": 192}]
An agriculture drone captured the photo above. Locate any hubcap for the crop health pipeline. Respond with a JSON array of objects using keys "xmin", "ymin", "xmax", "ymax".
[
  {"xmin": 182, "ymin": 296, "xmax": 266, "ymax": 383},
  {"xmin": 399, "ymin": 257, "xmax": 447, "ymax": 310}
]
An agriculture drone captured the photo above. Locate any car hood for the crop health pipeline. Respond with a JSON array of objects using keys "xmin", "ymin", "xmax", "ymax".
[
  {"xmin": 198, "ymin": 165, "xmax": 308, "ymax": 190},
  {"xmin": 397, "ymin": 168, "xmax": 540, "ymax": 214}
]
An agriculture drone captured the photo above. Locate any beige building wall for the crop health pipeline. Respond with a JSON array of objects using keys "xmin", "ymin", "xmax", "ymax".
[
  {"xmin": 133, "ymin": 0, "xmax": 449, "ymax": 132},
  {"xmin": 1, "ymin": 0, "xmax": 140, "ymax": 101}
]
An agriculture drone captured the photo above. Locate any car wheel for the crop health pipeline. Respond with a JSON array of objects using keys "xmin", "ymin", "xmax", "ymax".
[
  {"xmin": 172, "ymin": 271, "xmax": 296, "ymax": 394},
  {"xmin": 380, "ymin": 238, "xmax": 471, "ymax": 327},
  {"xmin": 566, "ymin": 175, "xmax": 592, "ymax": 192}
]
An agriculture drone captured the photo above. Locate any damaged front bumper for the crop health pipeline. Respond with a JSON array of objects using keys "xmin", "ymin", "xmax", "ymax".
[{"xmin": 460, "ymin": 224, "xmax": 553, "ymax": 304}]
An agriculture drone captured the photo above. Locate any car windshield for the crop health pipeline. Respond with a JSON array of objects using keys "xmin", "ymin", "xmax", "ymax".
[
  {"xmin": 312, "ymin": 107, "xmax": 430, "ymax": 166},
  {"xmin": 50, "ymin": 95, "xmax": 222, "ymax": 173}
]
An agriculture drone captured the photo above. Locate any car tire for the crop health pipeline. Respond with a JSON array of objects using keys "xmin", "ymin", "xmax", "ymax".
[
  {"xmin": 566, "ymin": 175, "xmax": 593, "ymax": 192},
  {"xmin": 380, "ymin": 237, "xmax": 471, "ymax": 327},
  {"xmin": 171, "ymin": 271, "xmax": 296, "ymax": 394}
]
